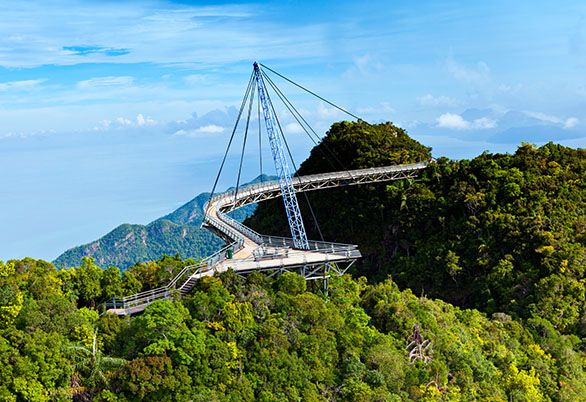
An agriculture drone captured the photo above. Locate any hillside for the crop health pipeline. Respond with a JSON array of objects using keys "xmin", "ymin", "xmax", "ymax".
[
  {"xmin": 247, "ymin": 121, "xmax": 586, "ymax": 337},
  {"xmin": 3, "ymin": 120, "xmax": 586, "ymax": 400},
  {"xmin": 53, "ymin": 177, "xmax": 267, "ymax": 270},
  {"xmin": 2, "ymin": 257, "xmax": 586, "ymax": 400}
]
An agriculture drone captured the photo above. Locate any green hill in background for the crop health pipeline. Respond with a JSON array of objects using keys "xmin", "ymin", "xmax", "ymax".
[{"xmin": 53, "ymin": 177, "xmax": 269, "ymax": 270}]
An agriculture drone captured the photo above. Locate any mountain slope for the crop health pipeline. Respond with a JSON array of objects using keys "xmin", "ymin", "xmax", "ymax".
[
  {"xmin": 53, "ymin": 177, "xmax": 269, "ymax": 269},
  {"xmin": 53, "ymin": 219, "xmax": 222, "ymax": 270}
]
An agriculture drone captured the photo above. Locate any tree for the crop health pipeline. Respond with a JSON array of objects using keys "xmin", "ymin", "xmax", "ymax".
[
  {"xmin": 76, "ymin": 257, "xmax": 103, "ymax": 307},
  {"xmin": 132, "ymin": 299, "xmax": 205, "ymax": 365},
  {"xmin": 0, "ymin": 262, "xmax": 23, "ymax": 326},
  {"xmin": 276, "ymin": 271, "xmax": 306, "ymax": 295},
  {"xmin": 100, "ymin": 267, "xmax": 124, "ymax": 301},
  {"xmin": 69, "ymin": 329, "xmax": 126, "ymax": 398},
  {"xmin": 112, "ymin": 355, "xmax": 193, "ymax": 402}
]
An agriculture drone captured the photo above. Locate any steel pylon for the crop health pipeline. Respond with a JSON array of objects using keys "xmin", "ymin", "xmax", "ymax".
[{"xmin": 253, "ymin": 62, "xmax": 309, "ymax": 249}]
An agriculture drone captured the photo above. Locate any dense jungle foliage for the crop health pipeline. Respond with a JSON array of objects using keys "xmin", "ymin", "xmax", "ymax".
[
  {"xmin": 3, "ymin": 121, "xmax": 585, "ymax": 400},
  {"xmin": 247, "ymin": 121, "xmax": 586, "ymax": 337},
  {"xmin": 2, "ymin": 257, "xmax": 586, "ymax": 401}
]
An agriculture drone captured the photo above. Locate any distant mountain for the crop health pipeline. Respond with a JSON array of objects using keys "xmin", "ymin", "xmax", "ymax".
[{"xmin": 53, "ymin": 175, "xmax": 273, "ymax": 269}]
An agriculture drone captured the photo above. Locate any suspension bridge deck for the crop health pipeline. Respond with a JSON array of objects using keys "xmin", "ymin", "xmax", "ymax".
[{"xmin": 106, "ymin": 161, "xmax": 428, "ymax": 315}]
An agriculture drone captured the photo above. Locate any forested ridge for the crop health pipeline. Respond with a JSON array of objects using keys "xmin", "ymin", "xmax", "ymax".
[
  {"xmin": 248, "ymin": 121, "xmax": 586, "ymax": 336},
  {"xmin": 53, "ymin": 184, "xmax": 260, "ymax": 270},
  {"xmin": 1, "ymin": 121, "xmax": 585, "ymax": 400}
]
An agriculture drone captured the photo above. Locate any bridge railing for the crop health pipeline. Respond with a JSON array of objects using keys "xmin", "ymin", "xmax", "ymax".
[
  {"xmin": 203, "ymin": 181, "xmax": 362, "ymax": 255},
  {"xmin": 214, "ymin": 208, "xmax": 358, "ymax": 255},
  {"xmin": 105, "ymin": 240, "xmax": 243, "ymax": 311},
  {"xmin": 291, "ymin": 160, "xmax": 429, "ymax": 184},
  {"xmin": 201, "ymin": 161, "xmax": 430, "ymax": 252},
  {"xmin": 207, "ymin": 179, "xmax": 279, "ymax": 205},
  {"xmin": 205, "ymin": 212, "xmax": 253, "ymax": 244},
  {"xmin": 258, "ymin": 234, "xmax": 358, "ymax": 254},
  {"xmin": 216, "ymin": 213, "xmax": 262, "ymax": 243},
  {"xmin": 221, "ymin": 247, "xmax": 362, "ymax": 273},
  {"xmin": 107, "ymin": 162, "xmax": 428, "ymax": 314},
  {"xmin": 205, "ymin": 161, "xmax": 429, "ymax": 213}
]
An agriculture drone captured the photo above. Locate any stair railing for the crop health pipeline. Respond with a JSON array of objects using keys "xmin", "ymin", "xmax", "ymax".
[{"xmin": 105, "ymin": 240, "xmax": 243, "ymax": 311}]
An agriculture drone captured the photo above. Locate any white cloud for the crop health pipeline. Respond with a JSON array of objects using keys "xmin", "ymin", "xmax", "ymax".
[
  {"xmin": 173, "ymin": 129, "xmax": 192, "ymax": 136},
  {"xmin": 285, "ymin": 122, "xmax": 304, "ymax": 134},
  {"xmin": 96, "ymin": 113, "xmax": 157, "ymax": 130},
  {"xmin": 174, "ymin": 124, "xmax": 225, "ymax": 137},
  {"xmin": 115, "ymin": 117, "xmax": 133, "ymax": 126},
  {"xmin": 0, "ymin": 79, "xmax": 46, "ymax": 91},
  {"xmin": 437, "ymin": 113, "xmax": 470, "ymax": 129},
  {"xmin": 524, "ymin": 111, "xmax": 562, "ymax": 124},
  {"xmin": 0, "ymin": 2, "xmax": 328, "ymax": 69},
  {"xmin": 170, "ymin": 108, "xmax": 237, "ymax": 134},
  {"xmin": 473, "ymin": 117, "xmax": 497, "ymax": 129},
  {"xmin": 77, "ymin": 76, "xmax": 135, "ymax": 89},
  {"xmin": 0, "ymin": 128, "xmax": 55, "ymax": 139},
  {"xmin": 436, "ymin": 113, "xmax": 496, "ymax": 130},
  {"xmin": 446, "ymin": 57, "xmax": 490, "ymax": 83},
  {"xmin": 523, "ymin": 111, "xmax": 579, "ymax": 129},
  {"xmin": 195, "ymin": 124, "xmax": 224, "ymax": 133},
  {"xmin": 417, "ymin": 94, "xmax": 459, "ymax": 107},
  {"xmin": 136, "ymin": 113, "xmax": 156, "ymax": 126},
  {"xmin": 564, "ymin": 117, "xmax": 579, "ymax": 129}
]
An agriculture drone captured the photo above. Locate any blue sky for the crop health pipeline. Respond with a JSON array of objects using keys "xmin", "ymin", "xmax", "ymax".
[{"xmin": 1, "ymin": 0, "xmax": 585, "ymax": 261}]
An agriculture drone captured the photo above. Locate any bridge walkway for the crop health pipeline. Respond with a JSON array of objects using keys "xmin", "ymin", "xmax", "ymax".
[{"xmin": 106, "ymin": 161, "xmax": 428, "ymax": 315}]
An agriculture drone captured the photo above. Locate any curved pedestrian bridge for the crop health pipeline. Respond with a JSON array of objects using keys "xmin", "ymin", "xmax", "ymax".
[{"xmin": 106, "ymin": 161, "xmax": 428, "ymax": 315}]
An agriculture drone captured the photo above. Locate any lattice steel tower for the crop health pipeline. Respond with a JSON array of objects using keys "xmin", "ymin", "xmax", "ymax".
[{"xmin": 252, "ymin": 62, "xmax": 309, "ymax": 249}]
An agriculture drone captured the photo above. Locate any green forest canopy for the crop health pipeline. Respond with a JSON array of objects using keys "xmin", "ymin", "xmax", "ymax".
[
  {"xmin": 247, "ymin": 121, "xmax": 586, "ymax": 337},
  {"xmin": 1, "ymin": 257, "xmax": 586, "ymax": 401},
  {"xmin": 1, "ymin": 120, "xmax": 585, "ymax": 400}
]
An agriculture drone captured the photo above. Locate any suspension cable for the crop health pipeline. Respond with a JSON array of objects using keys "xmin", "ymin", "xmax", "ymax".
[
  {"xmin": 261, "ymin": 70, "xmax": 351, "ymax": 175},
  {"xmin": 205, "ymin": 71, "xmax": 255, "ymax": 222},
  {"xmin": 207, "ymin": 63, "xmax": 358, "ymax": 241},
  {"xmin": 260, "ymin": 69, "xmax": 325, "ymax": 241},
  {"xmin": 257, "ymin": 87, "xmax": 263, "ymax": 182},
  {"xmin": 260, "ymin": 62, "xmax": 362, "ymax": 121},
  {"xmin": 275, "ymin": 121, "xmax": 326, "ymax": 241},
  {"xmin": 262, "ymin": 71, "xmax": 319, "ymax": 143},
  {"xmin": 234, "ymin": 83, "xmax": 256, "ymax": 202},
  {"xmin": 262, "ymin": 72, "xmax": 320, "ymax": 143}
]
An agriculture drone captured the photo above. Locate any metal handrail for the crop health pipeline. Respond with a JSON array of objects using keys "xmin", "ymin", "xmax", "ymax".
[
  {"xmin": 209, "ymin": 195, "xmax": 359, "ymax": 253},
  {"xmin": 105, "ymin": 240, "xmax": 242, "ymax": 309},
  {"xmin": 221, "ymin": 247, "xmax": 362, "ymax": 272},
  {"xmin": 205, "ymin": 161, "xmax": 428, "ymax": 206}
]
